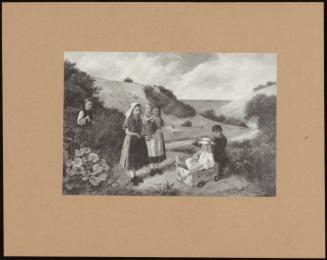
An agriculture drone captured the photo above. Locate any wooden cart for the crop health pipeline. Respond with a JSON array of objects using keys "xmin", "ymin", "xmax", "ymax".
[{"xmin": 190, "ymin": 165, "xmax": 220, "ymax": 188}]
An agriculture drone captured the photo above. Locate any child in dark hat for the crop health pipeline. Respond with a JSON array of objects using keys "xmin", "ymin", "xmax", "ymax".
[{"xmin": 210, "ymin": 124, "xmax": 229, "ymax": 179}]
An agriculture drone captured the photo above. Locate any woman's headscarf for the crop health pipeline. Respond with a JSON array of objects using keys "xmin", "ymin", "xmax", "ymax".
[{"xmin": 123, "ymin": 102, "xmax": 141, "ymax": 128}]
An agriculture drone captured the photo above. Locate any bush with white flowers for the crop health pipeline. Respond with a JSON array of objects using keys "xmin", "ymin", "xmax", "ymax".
[{"xmin": 64, "ymin": 147, "xmax": 111, "ymax": 191}]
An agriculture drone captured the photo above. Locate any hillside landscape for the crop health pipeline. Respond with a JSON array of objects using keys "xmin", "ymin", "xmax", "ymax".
[
  {"xmin": 95, "ymin": 78, "xmax": 254, "ymax": 143},
  {"xmin": 63, "ymin": 59, "xmax": 276, "ymax": 197},
  {"xmin": 217, "ymin": 83, "xmax": 277, "ymax": 120}
]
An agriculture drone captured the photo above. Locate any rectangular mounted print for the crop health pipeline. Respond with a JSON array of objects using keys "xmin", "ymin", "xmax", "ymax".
[{"xmin": 63, "ymin": 52, "xmax": 277, "ymax": 196}]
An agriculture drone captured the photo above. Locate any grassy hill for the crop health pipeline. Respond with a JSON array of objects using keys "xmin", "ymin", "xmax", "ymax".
[
  {"xmin": 95, "ymin": 78, "xmax": 149, "ymax": 111},
  {"xmin": 95, "ymin": 78, "xmax": 254, "ymax": 143},
  {"xmin": 216, "ymin": 84, "xmax": 277, "ymax": 120}
]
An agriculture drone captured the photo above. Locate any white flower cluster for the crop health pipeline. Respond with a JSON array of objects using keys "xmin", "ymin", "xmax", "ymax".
[{"xmin": 64, "ymin": 147, "xmax": 111, "ymax": 189}]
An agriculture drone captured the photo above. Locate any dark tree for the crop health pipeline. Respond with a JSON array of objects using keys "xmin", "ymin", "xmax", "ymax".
[
  {"xmin": 123, "ymin": 77, "xmax": 134, "ymax": 83},
  {"xmin": 64, "ymin": 60, "xmax": 102, "ymax": 109},
  {"xmin": 245, "ymin": 94, "xmax": 276, "ymax": 139}
]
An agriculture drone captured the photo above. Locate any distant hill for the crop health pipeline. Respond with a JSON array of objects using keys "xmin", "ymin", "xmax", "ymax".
[
  {"xmin": 217, "ymin": 84, "xmax": 277, "ymax": 120},
  {"xmin": 181, "ymin": 99, "xmax": 232, "ymax": 113},
  {"xmin": 95, "ymin": 78, "xmax": 253, "ymax": 142},
  {"xmin": 253, "ymin": 81, "xmax": 276, "ymax": 92}
]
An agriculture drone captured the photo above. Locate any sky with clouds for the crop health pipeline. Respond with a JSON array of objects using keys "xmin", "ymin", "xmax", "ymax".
[{"xmin": 64, "ymin": 52, "xmax": 276, "ymax": 100}]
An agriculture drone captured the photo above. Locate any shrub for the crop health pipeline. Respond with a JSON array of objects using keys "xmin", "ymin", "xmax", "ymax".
[
  {"xmin": 224, "ymin": 116, "xmax": 247, "ymax": 127},
  {"xmin": 163, "ymin": 100, "xmax": 196, "ymax": 118},
  {"xmin": 64, "ymin": 60, "xmax": 126, "ymax": 191},
  {"xmin": 174, "ymin": 102, "xmax": 196, "ymax": 118},
  {"xmin": 201, "ymin": 109, "xmax": 248, "ymax": 128},
  {"xmin": 245, "ymin": 94, "xmax": 276, "ymax": 139},
  {"xmin": 216, "ymin": 114, "xmax": 226, "ymax": 122},
  {"xmin": 123, "ymin": 77, "xmax": 134, "ymax": 83},
  {"xmin": 143, "ymin": 85, "xmax": 196, "ymax": 118},
  {"xmin": 144, "ymin": 85, "xmax": 170, "ymax": 108},
  {"xmin": 92, "ymin": 107, "xmax": 125, "ymax": 164},
  {"xmin": 227, "ymin": 139, "xmax": 276, "ymax": 196},
  {"xmin": 64, "ymin": 60, "xmax": 102, "ymax": 109},
  {"xmin": 63, "ymin": 147, "xmax": 112, "ymax": 194},
  {"xmin": 158, "ymin": 85, "xmax": 175, "ymax": 98},
  {"xmin": 225, "ymin": 94, "xmax": 276, "ymax": 196},
  {"xmin": 253, "ymin": 81, "xmax": 276, "ymax": 92},
  {"xmin": 64, "ymin": 107, "xmax": 125, "ymax": 162},
  {"xmin": 238, "ymin": 122, "xmax": 248, "ymax": 128},
  {"xmin": 201, "ymin": 109, "xmax": 219, "ymax": 121},
  {"xmin": 181, "ymin": 120, "xmax": 192, "ymax": 127}
]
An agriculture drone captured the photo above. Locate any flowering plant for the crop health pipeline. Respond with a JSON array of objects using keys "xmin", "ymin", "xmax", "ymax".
[{"xmin": 63, "ymin": 147, "xmax": 111, "ymax": 191}]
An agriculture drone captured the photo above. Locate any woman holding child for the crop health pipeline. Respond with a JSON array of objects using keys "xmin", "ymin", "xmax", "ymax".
[{"xmin": 143, "ymin": 103, "xmax": 167, "ymax": 176}]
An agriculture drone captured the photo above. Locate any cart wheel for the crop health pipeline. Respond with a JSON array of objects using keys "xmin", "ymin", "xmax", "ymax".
[
  {"xmin": 196, "ymin": 181, "xmax": 205, "ymax": 188},
  {"xmin": 213, "ymin": 175, "xmax": 220, "ymax": 182}
]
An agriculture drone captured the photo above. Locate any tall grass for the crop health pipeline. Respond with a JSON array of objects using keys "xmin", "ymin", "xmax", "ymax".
[{"xmin": 227, "ymin": 93, "xmax": 276, "ymax": 196}]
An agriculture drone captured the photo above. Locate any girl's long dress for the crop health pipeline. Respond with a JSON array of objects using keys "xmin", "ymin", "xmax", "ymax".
[
  {"xmin": 146, "ymin": 117, "xmax": 166, "ymax": 163},
  {"xmin": 119, "ymin": 117, "xmax": 148, "ymax": 170}
]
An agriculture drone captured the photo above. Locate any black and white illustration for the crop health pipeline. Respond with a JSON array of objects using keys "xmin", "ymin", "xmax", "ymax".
[{"xmin": 63, "ymin": 52, "xmax": 276, "ymax": 196}]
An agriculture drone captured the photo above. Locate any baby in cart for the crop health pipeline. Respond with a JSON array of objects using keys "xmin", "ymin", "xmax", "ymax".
[{"xmin": 176, "ymin": 137, "xmax": 215, "ymax": 186}]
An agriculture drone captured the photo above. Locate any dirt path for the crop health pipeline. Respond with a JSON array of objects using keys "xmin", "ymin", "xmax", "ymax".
[
  {"xmin": 165, "ymin": 127, "xmax": 259, "ymax": 150},
  {"xmin": 131, "ymin": 150, "xmax": 265, "ymax": 196}
]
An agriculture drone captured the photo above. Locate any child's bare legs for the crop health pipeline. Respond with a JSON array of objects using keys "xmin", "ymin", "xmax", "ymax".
[
  {"xmin": 155, "ymin": 163, "xmax": 162, "ymax": 174},
  {"xmin": 149, "ymin": 163, "xmax": 155, "ymax": 176},
  {"xmin": 129, "ymin": 169, "xmax": 135, "ymax": 179},
  {"xmin": 129, "ymin": 169, "xmax": 143, "ymax": 185},
  {"xmin": 129, "ymin": 169, "xmax": 137, "ymax": 185}
]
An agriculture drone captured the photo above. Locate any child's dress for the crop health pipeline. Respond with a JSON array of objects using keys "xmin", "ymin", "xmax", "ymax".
[
  {"xmin": 144, "ymin": 116, "xmax": 166, "ymax": 164},
  {"xmin": 119, "ymin": 117, "xmax": 148, "ymax": 170},
  {"xmin": 142, "ymin": 114, "xmax": 157, "ymax": 140}
]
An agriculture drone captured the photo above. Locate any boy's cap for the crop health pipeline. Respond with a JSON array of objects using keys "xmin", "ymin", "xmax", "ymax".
[{"xmin": 212, "ymin": 125, "xmax": 222, "ymax": 131}]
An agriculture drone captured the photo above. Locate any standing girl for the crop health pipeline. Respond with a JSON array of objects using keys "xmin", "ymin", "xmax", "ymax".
[
  {"xmin": 119, "ymin": 103, "xmax": 148, "ymax": 185},
  {"xmin": 144, "ymin": 105, "xmax": 167, "ymax": 176}
]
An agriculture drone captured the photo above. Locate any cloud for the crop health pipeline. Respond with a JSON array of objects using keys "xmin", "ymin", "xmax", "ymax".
[
  {"xmin": 171, "ymin": 54, "xmax": 277, "ymax": 99},
  {"xmin": 64, "ymin": 52, "xmax": 276, "ymax": 100}
]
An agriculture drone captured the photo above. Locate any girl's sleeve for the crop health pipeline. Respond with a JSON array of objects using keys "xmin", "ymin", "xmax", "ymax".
[{"xmin": 77, "ymin": 110, "xmax": 84, "ymax": 125}]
